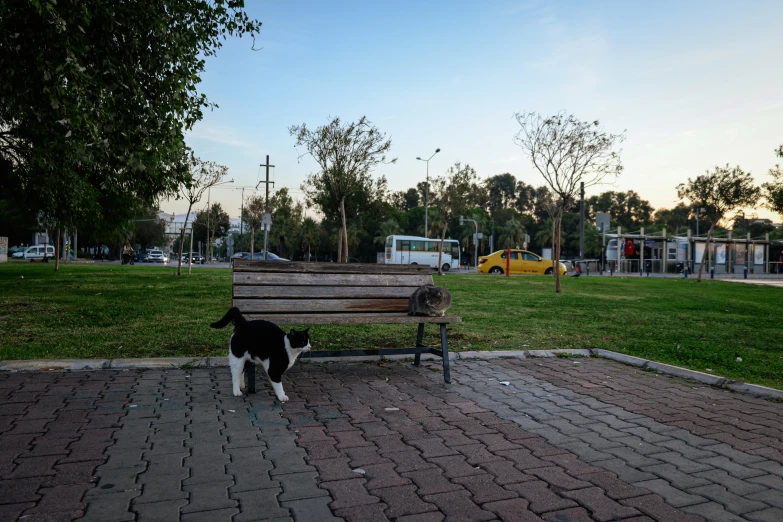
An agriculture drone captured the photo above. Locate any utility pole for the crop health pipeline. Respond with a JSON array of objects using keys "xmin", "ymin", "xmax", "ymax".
[
  {"xmin": 257, "ymin": 155, "xmax": 275, "ymax": 260},
  {"xmin": 239, "ymin": 187, "xmax": 245, "ymax": 235},
  {"xmin": 579, "ymin": 182, "xmax": 585, "ymax": 259}
]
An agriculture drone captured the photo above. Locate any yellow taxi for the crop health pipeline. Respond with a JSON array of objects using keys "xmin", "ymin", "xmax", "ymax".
[{"xmin": 478, "ymin": 249, "xmax": 568, "ymax": 276}]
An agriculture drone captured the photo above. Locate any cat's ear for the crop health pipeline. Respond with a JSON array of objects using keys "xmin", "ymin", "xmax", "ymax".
[{"xmin": 289, "ymin": 329, "xmax": 295, "ymax": 337}]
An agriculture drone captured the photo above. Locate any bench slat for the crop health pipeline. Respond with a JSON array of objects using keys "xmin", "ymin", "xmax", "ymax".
[
  {"xmin": 233, "ymin": 260, "xmax": 431, "ymax": 274},
  {"xmin": 236, "ymin": 298, "xmax": 409, "ymax": 313},
  {"xmin": 240, "ymin": 313, "xmax": 462, "ymax": 325},
  {"xmin": 234, "ymin": 285, "xmax": 414, "ymax": 299},
  {"xmin": 234, "ymin": 273, "xmax": 433, "ymax": 287}
]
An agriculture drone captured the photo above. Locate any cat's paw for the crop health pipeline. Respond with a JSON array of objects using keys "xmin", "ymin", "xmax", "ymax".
[
  {"xmin": 278, "ymin": 394, "xmax": 289, "ymax": 402},
  {"xmin": 233, "ymin": 390, "xmax": 243, "ymax": 397}
]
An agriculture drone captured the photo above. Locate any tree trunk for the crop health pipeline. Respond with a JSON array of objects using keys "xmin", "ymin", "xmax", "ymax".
[
  {"xmin": 250, "ymin": 227, "xmax": 255, "ymax": 260},
  {"xmin": 54, "ymin": 225, "xmax": 61, "ymax": 272},
  {"xmin": 337, "ymin": 227, "xmax": 343, "ymax": 264},
  {"xmin": 696, "ymin": 223, "xmax": 716, "ymax": 283},
  {"xmin": 437, "ymin": 220, "xmax": 448, "ymax": 276},
  {"xmin": 177, "ymin": 204, "xmax": 193, "ymax": 276},
  {"xmin": 553, "ymin": 213, "xmax": 562, "ymax": 293},
  {"xmin": 340, "ymin": 197, "xmax": 349, "ymax": 262},
  {"xmin": 188, "ymin": 227, "xmax": 195, "ymax": 276}
]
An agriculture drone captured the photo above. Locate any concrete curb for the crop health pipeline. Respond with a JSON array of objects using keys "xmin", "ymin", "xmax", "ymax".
[
  {"xmin": 589, "ymin": 349, "xmax": 783, "ymax": 401},
  {"xmin": 1, "ymin": 349, "xmax": 780, "ymax": 401}
]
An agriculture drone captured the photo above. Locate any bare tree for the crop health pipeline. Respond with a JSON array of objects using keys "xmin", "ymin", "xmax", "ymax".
[
  {"xmin": 289, "ymin": 116, "xmax": 395, "ymax": 262},
  {"xmin": 176, "ymin": 157, "xmax": 228, "ymax": 276},
  {"xmin": 431, "ymin": 162, "xmax": 479, "ymax": 275},
  {"xmin": 514, "ymin": 111, "xmax": 625, "ymax": 293},
  {"xmin": 677, "ymin": 165, "xmax": 760, "ymax": 282}
]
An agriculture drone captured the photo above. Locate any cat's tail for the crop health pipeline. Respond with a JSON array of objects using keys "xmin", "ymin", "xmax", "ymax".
[{"xmin": 210, "ymin": 307, "xmax": 247, "ymax": 329}]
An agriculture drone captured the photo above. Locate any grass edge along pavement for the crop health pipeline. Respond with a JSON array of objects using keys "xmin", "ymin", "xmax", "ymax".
[
  {"xmin": 2, "ymin": 348, "xmax": 782, "ymax": 403},
  {"xmin": 0, "ymin": 263, "xmax": 781, "ymax": 390}
]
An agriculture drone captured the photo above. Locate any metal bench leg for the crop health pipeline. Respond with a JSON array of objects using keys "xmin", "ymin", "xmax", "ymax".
[
  {"xmin": 244, "ymin": 361, "xmax": 256, "ymax": 394},
  {"xmin": 440, "ymin": 323, "xmax": 451, "ymax": 383},
  {"xmin": 414, "ymin": 323, "xmax": 425, "ymax": 366}
]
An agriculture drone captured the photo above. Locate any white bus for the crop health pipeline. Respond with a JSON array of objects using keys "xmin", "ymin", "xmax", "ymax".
[{"xmin": 384, "ymin": 235, "xmax": 461, "ymax": 271}]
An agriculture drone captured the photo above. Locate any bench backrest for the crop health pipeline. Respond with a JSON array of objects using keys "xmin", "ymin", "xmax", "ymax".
[{"xmin": 232, "ymin": 260, "xmax": 434, "ymax": 323}]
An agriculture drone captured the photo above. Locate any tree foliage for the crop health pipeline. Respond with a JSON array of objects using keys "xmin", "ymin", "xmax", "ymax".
[
  {"xmin": 587, "ymin": 190, "xmax": 653, "ymax": 230},
  {"xmin": 677, "ymin": 164, "xmax": 760, "ymax": 282},
  {"xmin": 0, "ymin": 0, "xmax": 261, "ymax": 265},
  {"xmin": 431, "ymin": 162, "xmax": 479, "ymax": 274},
  {"xmin": 514, "ymin": 111, "xmax": 625, "ymax": 292},
  {"xmin": 176, "ymin": 157, "xmax": 228, "ymax": 275},
  {"xmin": 290, "ymin": 116, "xmax": 395, "ymax": 262},
  {"xmin": 762, "ymin": 165, "xmax": 783, "ymax": 219}
]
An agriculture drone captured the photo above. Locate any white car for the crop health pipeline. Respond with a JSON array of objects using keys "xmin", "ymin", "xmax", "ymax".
[
  {"xmin": 147, "ymin": 249, "xmax": 168, "ymax": 263},
  {"xmin": 17, "ymin": 245, "xmax": 56, "ymax": 260}
]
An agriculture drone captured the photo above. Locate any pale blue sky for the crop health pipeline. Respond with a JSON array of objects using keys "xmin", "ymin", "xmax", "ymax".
[{"xmin": 165, "ymin": 0, "xmax": 783, "ymax": 221}]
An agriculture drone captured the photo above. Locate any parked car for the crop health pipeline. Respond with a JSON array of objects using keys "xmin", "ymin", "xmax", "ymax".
[
  {"xmin": 133, "ymin": 252, "xmax": 148, "ymax": 263},
  {"xmin": 146, "ymin": 249, "xmax": 168, "ymax": 263},
  {"xmin": 231, "ymin": 252, "xmax": 288, "ymax": 261},
  {"xmin": 478, "ymin": 249, "xmax": 568, "ymax": 276},
  {"xmin": 16, "ymin": 245, "xmax": 56, "ymax": 260},
  {"xmin": 182, "ymin": 252, "xmax": 204, "ymax": 264}
]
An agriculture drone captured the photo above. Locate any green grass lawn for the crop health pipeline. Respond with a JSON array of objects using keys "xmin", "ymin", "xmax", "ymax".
[{"xmin": 0, "ymin": 263, "xmax": 781, "ymax": 389}]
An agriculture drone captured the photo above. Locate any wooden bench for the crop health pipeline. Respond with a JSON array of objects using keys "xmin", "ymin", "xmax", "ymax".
[{"xmin": 231, "ymin": 260, "xmax": 462, "ymax": 388}]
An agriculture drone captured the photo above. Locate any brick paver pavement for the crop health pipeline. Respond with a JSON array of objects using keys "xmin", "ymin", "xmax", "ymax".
[{"xmin": 0, "ymin": 357, "xmax": 781, "ymax": 521}]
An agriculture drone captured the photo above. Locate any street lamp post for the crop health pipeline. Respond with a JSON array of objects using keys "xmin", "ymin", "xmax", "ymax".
[
  {"xmin": 416, "ymin": 148, "xmax": 440, "ymax": 238},
  {"xmin": 206, "ymin": 179, "xmax": 233, "ymax": 263}
]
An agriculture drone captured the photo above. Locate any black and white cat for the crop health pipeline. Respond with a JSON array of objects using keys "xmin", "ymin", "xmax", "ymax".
[{"xmin": 210, "ymin": 307, "xmax": 310, "ymax": 401}]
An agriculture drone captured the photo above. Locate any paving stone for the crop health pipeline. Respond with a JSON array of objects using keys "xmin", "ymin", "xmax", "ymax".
[
  {"xmin": 541, "ymin": 507, "xmax": 594, "ymax": 522},
  {"xmin": 747, "ymin": 459, "xmax": 783, "ymax": 478},
  {"xmin": 747, "ymin": 488, "xmax": 783, "ymax": 509},
  {"xmin": 427, "ymin": 455, "xmax": 485, "ymax": 478},
  {"xmin": 78, "ymin": 489, "xmax": 140, "ymax": 522},
  {"xmin": 401, "ymin": 468, "xmax": 464, "ymax": 495},
  {"xmin": 638, "ymin": 464, "xmax": 711, "ymax": 492},
  {"xmin": 387, "ymin": 451, "xmax": 437, "ymax": 473},
  {"xmin": 373, "ymin": 484, "xmax": 438, "ymax": 518},
  {"xmin": 504, "ymin": 480, "xmax": 577, "ymax": 513},
  {"xmin": 421, "ymin": 490, "xmax": 496, "ymax": 522},
  {"xmin": 342, "ymin": 445, "xmax": 388, "ymax": 467},
  {"xmin": 687, "ymin": 483, "xmax": 772, "ymax": 515},
  {"xmin": 743, "ymin": 506, "xmax": 783, "ymax": 522},
  {"xmin": 692, "ymin": 468, "xmax": 769, "ymax": 496},
  {"xmin": 334, "ymin": 501, "xmax": 390, "ymax": 522},
  {"xmin": 621, "ymin": 494, "xmax": 709, "ymax": 522},
  {"xmin": 699, "ymin": 455, "xmax": 768, "ymax": 479},
  {"xmin": 453, "ymin": 473, "xmax": 517, "ymax": 503},
  {"xmin": 320, "ymin": 478, "xmax": 379, "ymax": 509},
  {"xmin": 409, "ymin": 438, "xmax": 459, "ymax": 458},
  {"xmin": 361, "ymin": 461, "xmax": 411, "ymax": 490},
  {"xmin": 633, "ymin": 478, "xmax": 706, "ymax": 507},
  {"xmin": 454, "ymin": 443, "xmax": 505, "ymax": 465},
  {"xmin": 133, "ymin": 498, "xmax": 189, "ymax": 522},
  {"xmin": 181, "ymin": 479, "xmax": 236, "ymax": 513},
  {"xmin": 482, "ymin": 498, "xmax": 541, "ymax": 522},
  {"xmin": 24, "ymin": 483, "xmax": 93, "ymax": 515},
  {"xmin": 561, "ymin": 486, "xmax": 641, "ymax": 521},
  {"xmin": 134, "ymin": 473, "xmax": 188, "ymax": 504},
  {"xmin": 282, "ymin": 496, "xmax": 341, "ymax": 522},
  {"xmin": 0, "ymin": 502, "xmax": 37, "ymax": 521},
  {"xmin": 309, "ymin": 457, "xmax": 356, "ymax": 482},
  {"xmin": 477, "ymin": 459, "xmax": 535, "ymax": 486},
  {"xmin": 680, "ymin": 501, "xmax": 749, "ymax": 522},
  {"xmin": 231, "ymin": 487, "xmax": 290, "ymax": 521},
  {"xmin": 180, "ymin": 507, "xmax": 240, "ymax": 521}
]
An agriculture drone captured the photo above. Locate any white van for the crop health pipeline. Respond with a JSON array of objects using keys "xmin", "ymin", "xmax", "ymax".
[{"xmin": 21, "ymin": 245, "xmax": 55, "ymax": 260}]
